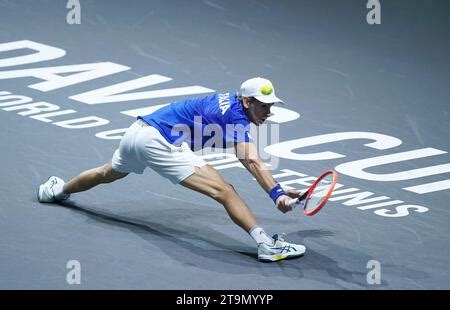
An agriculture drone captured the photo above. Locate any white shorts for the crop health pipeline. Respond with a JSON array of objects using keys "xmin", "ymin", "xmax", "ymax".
[{"xmin": 111, "ymin": 120, "xmax": 207, "ymax": 184}]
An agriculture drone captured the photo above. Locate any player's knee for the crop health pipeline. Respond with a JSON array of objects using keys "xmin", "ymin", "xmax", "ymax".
[
  {"xmin": 97, "ymin": 164, "xmax": 119, "ymax": 183},
  {"xmin": 212, "ymin": 183, "xmax": 236, "ymax": 203},
  {"xmin": 94, "ymin": 166, "xmax": 108, "ymax": 183}
]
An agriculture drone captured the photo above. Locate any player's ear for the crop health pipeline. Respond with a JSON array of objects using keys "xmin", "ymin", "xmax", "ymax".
[{"xmin": 242, "ymin": 96, "xmax": 251, "ymax": 108}]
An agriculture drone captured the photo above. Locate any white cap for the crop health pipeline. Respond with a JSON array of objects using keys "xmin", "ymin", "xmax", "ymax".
[{"xmin": 240, "ymin": 77, "xmax": 284, "ymax": 104}]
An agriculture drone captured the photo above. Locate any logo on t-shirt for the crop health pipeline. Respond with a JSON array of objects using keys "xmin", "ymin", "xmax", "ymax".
[{"xmin": 218, "ymin": 92, "xmax": 231, "ymax": 115}]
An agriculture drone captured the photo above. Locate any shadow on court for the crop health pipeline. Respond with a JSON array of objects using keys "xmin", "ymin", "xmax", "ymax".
[{"xmin": 52, "ymin": 199, "xmax": 406, "ymax": 288}]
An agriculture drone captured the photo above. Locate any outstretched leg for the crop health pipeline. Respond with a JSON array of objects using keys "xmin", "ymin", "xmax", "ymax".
[
  {"xmin": 180, "ymin": 164, "xmax": 257, "ymax": 232},
  {"xmin": 180, "ymin": 164, "xmax": 306, "ymax": 262},
  {"xmin": 63, "ymin": 162, "xmax": 128, "ymax": 194},
  {"xmin": 38, "ymin": 162, "xmax": 128, "ymax": 203}
]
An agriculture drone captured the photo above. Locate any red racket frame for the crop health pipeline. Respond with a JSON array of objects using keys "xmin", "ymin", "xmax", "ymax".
[{"xmin": 301, "ymin": 170, "xmax": 338, "ymax": 216}]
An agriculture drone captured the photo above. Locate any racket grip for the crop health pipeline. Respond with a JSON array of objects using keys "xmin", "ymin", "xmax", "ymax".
[{"xmin": 289, "ymin": 198, "xmax": 300, "ymax": 209}]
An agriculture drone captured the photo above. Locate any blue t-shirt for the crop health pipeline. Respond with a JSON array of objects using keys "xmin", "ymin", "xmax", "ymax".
[{"xmin": 138, "ymin": 92, "xmax": 253, "ymax": 150}]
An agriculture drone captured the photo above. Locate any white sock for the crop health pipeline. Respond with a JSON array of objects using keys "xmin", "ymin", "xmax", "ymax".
[{"xmin": 249, "ymin": 226, "xmax": 273, "ymax": 245}]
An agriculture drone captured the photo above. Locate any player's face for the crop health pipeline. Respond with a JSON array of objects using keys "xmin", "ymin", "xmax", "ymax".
[{"xmin": 248, "ymin": 100, "xmax": 274, "ymax": 126}]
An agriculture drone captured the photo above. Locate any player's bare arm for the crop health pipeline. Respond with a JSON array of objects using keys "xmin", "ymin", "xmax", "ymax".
[{"xmin": 234, "ymin": 141, "xmax": 298, "ymax": 213}]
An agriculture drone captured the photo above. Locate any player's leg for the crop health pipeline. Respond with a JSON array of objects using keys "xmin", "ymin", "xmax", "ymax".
[
  {"xmin": 63, "ymin": 162, "xmax": 128, "ymax": 194},
  {"xmin": 179, "ymin": 164, "xmax": 306, "ymax": 262},
  {"xmin": 142, "ymin": 134, "xmax": 265, "ymax": 237},
  {"xmin": 37, "ymin": 162, "xmax": 128, "ymax": 203},
  {"xmin": 180, "ymin": 164, "xmax": 257, "ymax": 232},
  {"xmin": 62, "ymin": 120, "xmax": 148, "ymax": 196},
  {"xmin": 37, "ymin": 120, "xmax": 143, "ymax": 203},
  {"xmin": 178, "ymin": 162, "xmax": 305, "ymax": 262}
]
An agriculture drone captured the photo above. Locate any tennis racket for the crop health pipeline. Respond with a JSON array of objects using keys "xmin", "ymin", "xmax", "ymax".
[{"xmin": 289, "ymin": 170, "xmax": 338, "ymax": 216}]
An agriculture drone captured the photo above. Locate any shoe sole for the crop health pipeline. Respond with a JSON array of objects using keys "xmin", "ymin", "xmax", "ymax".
[
  {"xmin": 258, "ymin": 254, "xmax": 289, "ymax": 262},
  {"xmin": 258, "ymin": 252, "xmax": 305, "ymax": 262}
]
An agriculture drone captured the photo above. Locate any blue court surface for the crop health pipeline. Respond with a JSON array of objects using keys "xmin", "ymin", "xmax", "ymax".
[{"xmin": 0, "ymin": 0, "xmax": 449, "ymax": 290}]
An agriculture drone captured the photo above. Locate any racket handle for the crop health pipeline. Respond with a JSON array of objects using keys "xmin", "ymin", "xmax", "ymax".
[
  {"xmin": 289, "ymin": 198, "xmax": 301, "ymax": 209},
  {"xmin": 289, "ymin": 191, "xmax": 308, "ymax": 209}
]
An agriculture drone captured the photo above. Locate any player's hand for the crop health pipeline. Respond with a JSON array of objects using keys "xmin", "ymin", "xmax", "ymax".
[
  {"xmin": 275, "ymin": 195, "xmax": 294, "ymax": 213},
  {"xmin": 283, "ymin": 188, "xmax": 303, "ymax": 199}
]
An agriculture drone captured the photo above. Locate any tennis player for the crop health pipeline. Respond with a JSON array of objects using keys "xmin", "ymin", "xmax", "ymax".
[{"xmin": 37, "ymin": 77, "xmax": 306, "ymax": 262}]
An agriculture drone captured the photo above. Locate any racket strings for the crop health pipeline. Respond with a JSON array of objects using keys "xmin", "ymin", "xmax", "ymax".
[{"xmin": 305, "ymin": 175, "xmax": 333, "ymax": 212}]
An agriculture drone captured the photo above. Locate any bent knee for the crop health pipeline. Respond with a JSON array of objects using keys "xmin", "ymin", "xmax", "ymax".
[
  {"xmin": 211, "ymin": 183, "xmax": 237, "ymax": 203},
  {"xmin": 97, "ymin": 164, "xmax": 127, "ymax": 183}
]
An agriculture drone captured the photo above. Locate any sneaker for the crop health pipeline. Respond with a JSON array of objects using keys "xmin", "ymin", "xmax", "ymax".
[
  {"xmin": 37, "ymin": 176, "xmax": 70, "ymax": 203},
  {"xmin": 257, "ymin": 234, "xmax": 306, "ymax": 262}
]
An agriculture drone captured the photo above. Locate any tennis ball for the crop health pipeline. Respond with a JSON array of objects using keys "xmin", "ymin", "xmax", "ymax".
[{"xmin": 260, "ymin": 84, "xmax": 273, "ymax": 95}]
